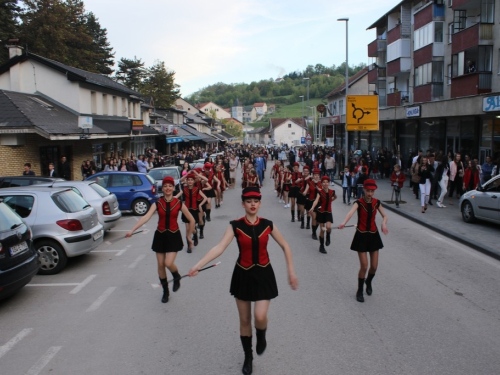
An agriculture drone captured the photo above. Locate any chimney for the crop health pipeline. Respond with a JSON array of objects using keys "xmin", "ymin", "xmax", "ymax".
[{"xmin": 7, "ymin": 39, "xmax": 23, "ymax": 59}]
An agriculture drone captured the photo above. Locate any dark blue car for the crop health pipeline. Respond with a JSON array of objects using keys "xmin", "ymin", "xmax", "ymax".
[{"xmin": 86, "ymin": 172, "xmax": 159, "ymax": 215}]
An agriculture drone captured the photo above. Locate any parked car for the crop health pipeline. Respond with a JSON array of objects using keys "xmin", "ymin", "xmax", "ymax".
[
  {"xmin": 0, "ymin": 176, "xmax": 64, "ymax": 188},
  {"xmin": 0, "ymin": 186, "xmax": 104, "ymax": 275},
  {"xmin": 148, "ymin": 166, "xmax": 182, "ymax": 196},
  {"xmin": 0, "ymin": 200, "xmax": 39, "ymax": 300},
  {"xmin": 85, "ymin": 172, "xmax": 159, "ymax": 215},
  {"xmin": 189, "ymin": 159, "xmax": 206, "ymax": 170},
  {"xmin": 459, "ymin": 175, "xmax": 500, "ymax": 225},
  {"xmin": 35, "ymin": 181, "xmax": 122, "ymax": 230}
]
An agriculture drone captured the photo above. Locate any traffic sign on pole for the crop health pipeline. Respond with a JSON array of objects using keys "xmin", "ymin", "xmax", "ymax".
[{"xmin": 346, "ymin": 95, "xmax": 379, "ymax": 131}]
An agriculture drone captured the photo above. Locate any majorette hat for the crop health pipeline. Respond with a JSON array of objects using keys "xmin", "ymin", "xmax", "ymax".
[
  {"xmin": 321, "ymin": 176, "xmax": 330, "ymax": 182},
  {"xmin": 302, "ymin": 165, "xmax": 310, "ymax": 171},
  {"xmin": 312, "ymin": 168, "xmax": 321, "ymax": 175},
  {"xmin": 293, "ymin": 162, "xmax": 300, "ymax": 167},
  {"xmin": 204, "ymin": 163, "xmax": 212, "ymax": 169},
  {"xmin": 186, "ymin": 173, "xmax": 196, "ymax": 179},
  {"xmin": 162, "ymin": 176, "xmax": 175, "ymax": 186},
  {"xmin": 241, "ymin": 186, "xmax": 262, "ymax": 201},
  {"xmin": 363, "ymin": 179, "xmax": 377, "ymax": 190}
]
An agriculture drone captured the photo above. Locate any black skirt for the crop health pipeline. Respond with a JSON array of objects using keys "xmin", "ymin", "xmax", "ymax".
[
  {"xmin": 230, "ymin": 263, "xmax": 278, "ymax": 301},
  {"xmin": 152, "ymin": 230, "xmax": 184, "ymax": 253},
  {"xmin": 181, "ymin": 208, "xmax": 199, "ymax": 224},
  {"xmin": 316, "ymin": 212, "xmax": 333, "ymax": 224},
  {"xmin": 204, "ymin": 188, "xmax": 216, "ymax": 198},
  {"xmin": 350, "ymin": 230, "xmax": 384, "ymax": 252},
  {"xmin": 296, "ymin": 192, "xmax": 306, "ymax": 205}
]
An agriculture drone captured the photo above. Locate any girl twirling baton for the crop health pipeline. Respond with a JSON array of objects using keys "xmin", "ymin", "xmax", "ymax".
[{"xmin": 188, "ymin": 187, "xmax": 298, "ymax": 375}]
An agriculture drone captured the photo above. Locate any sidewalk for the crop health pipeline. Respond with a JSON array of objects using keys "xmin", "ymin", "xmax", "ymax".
[{"xmin": 334, "ymin": 177, "xmax": 500, "ymax": 261}]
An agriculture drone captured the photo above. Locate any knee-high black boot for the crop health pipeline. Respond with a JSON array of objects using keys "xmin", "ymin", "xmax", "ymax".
[
  {"xmin": 325, "ymin": 231, "xmax": 331, "ymax": 246},
  {"xmin": 306, "ymin": 216, "xmax": 311, "ymax": 229},
  {"xmin": 199, "ymin": 225, "xmax": 204, "ymax": 239},
  {"xmin": 256, "ymin": 328, "xmax": 267, "ymax": 355},
  {"xmin": 159, "ymin": 277, "xmax": 169, "ymax": 303},
  {"xmin": 311, "ymin": 225, "xmax": 318, "ymax": 240},
  {"xmin": 291, "ymin": 209, "xmax": 295, "ymax": 222},
  {"xmin": 240, "ymin": 336, "xmax": 253, "ymax": 375},
  {"xmin": 205, "ymin": 209, "xmax": 211, "ymax": 222},
  {"xmin": 300, "ymin": 215, "xmax": 305, "ymax": 229},
  {"xmin": 365, "ymin": 273, "xmax": 375, "ymax": 296},
  {"xmin": 186, "ymin": 237, "xmax": 192, "ymax": 253},
  {"xmin": 356, "ymin": 278, "xmax": 365, "ymax": 303},
  {"xmin": 171, "ymin": 271, "xmax": 181, "ymax": 292},
  {"xmin": 319, "ymin": 236, "xmax": 327, "ymax": 254}
]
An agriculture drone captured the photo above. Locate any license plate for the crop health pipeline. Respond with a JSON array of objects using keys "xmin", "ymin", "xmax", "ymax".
[
  {"xmin": 93, "ymin": 231, "xmax": 103, "ymax": 241},
  {"xmin": 10, "ymin": 241, "xmax": 28, "ymax": 256}
]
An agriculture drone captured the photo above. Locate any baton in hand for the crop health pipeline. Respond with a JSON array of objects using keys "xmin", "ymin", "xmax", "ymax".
[{"xmin": 168, "ymin": 261, "xmax": 222, "ymax": 283}]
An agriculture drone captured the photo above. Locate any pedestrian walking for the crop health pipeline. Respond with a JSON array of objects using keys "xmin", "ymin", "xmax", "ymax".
[
  {"xmin": 125, "ymin": 176, "xmax": 195, "ymax": 303},
  {"xmin": 418, "ymin": 157, "xmax": 434, "ymax": 213},
  {"xmin": 435, "ymin": 155, "xmax": 450, "ymax": 208},
  {"xmin": 339, "ymin": 179, "xmax": 388, "ymax": 303},
  {"xmin": 59, "ymin": 156, "xmax": 71, "ymax": 180},
  {"xmin": 188, "ymin": 186, "xmax": 298, "ymax": 375},
  {"xmin": 448, "ymin": 153, "xmax": 464, "ymax": 205},
  {"xmin": 390, "ymin": 164, "xmax": 406, "ymax": 208},
  {"xmin": 22, "ymin": 162, "xmax": 35, "ymax": 176}
]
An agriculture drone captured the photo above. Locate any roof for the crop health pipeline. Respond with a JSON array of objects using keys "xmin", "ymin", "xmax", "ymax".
[
  {"xmin": 324, "ymin": 67, "xmax": 370, "ymax": 98},
  {"xmin": 367, "ymin": 0, "xmax": 410, "ymax": 30},
  {"xmin": 247, "ymin": 126, "xmax": 270, "ymax": 134},
  {"xmin": 195, "ymin": 102, "xmax": 210, "ymax": 109},
  {"xmin": 254, "ymin": 103, "xmax": 266, "ymax": 107},
  {"xmin": 270, "ymin": 118, "xmax": 306, "ymax": 129},
  {"xmin": 243, "ymin": 106, "xmax": 254, "ymax": 112},
  {"xmin": 0, "ymin": 52, "xmax": 140, "ymax": 96},
  {"xmin": 182, "ymin": 125, "xmax": 218, "ymax": 143},
  {"xmin": 185, "ymin": 112, "xmax": 208, "ymax": 125}
]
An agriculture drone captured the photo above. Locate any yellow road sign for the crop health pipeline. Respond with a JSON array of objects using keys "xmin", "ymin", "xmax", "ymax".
[{"xmin": 346, "ymin": 95, "xmax": 379, "ymax": 131}]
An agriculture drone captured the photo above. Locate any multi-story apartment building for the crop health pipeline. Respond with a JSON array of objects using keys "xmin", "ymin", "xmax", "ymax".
[{"xmin": 329, "ymin": 0, "xmax": 500, "ymax": 168}]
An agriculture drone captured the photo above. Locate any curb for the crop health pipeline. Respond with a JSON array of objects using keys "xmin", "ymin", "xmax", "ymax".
[{"xmin": 333, "ymin": 180, "xmax": 500, "ymax": 261}]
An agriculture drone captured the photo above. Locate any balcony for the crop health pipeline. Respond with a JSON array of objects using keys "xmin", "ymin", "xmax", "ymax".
[
  {"xmin": 387, "ymin": 58, "xmax": 411, "ymax": 77},
  {"xmin": 368, "ymin": 67, "xmax": 386, "ymax": 84},
  {"xmin": 452, "ymin": 23, "xmax": 494, "ymax": 54},
  {"xmin": 387, "ymin": 24, "xmax": 401, "ymax": 44},
  {"xmin": 452, "ymin": 0, "xmax": 476, "ymax": 9},
  {"xmin": 451, "ymin": 72, "xmax": 492, "ymax": 98},
  {"xmin": 368, "ymin": 39, "xmax": 387, "ymax": 57},
  {"xmin": 387, "ymin": 90, "xmax": 409, "ymax": 107}
]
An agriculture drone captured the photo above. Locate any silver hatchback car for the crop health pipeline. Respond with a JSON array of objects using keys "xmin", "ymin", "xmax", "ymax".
[
  {"xmin": 459, "ymin": 175, "xmax": 500, "ymax": 225},
  {"xmin": 37, "ymin": 181, "xmax": 122, "ymax": 231},
  {"xmin": 0, "ymin": 186, "xmax": 104, "ymax": 275}
]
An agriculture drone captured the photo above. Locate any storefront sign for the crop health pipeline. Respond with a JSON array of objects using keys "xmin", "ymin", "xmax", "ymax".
[
  {"xmin": 406, "ymin": 106, "xmax": 421, "ymax": 118},
  {"xmin": 131, "ymin": 120, "xmax": 144, "ymax": 131},
  {"xmin": 325, "ymin": 125, "xmax": 333, "ymax": 138},
  {"xmin": 166, "ymin": 137, "xmax": 183, "ymax": 144},
  {"xmin": 483, "ymin": 95, "xmax": 500, "ymax": 112},
  {"xmin": 78, "ymin": 116, "xmax": 93, "ymax": 129}
]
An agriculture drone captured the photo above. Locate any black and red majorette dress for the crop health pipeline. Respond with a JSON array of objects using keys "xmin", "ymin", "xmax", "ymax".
[
  {"xmin": 350, "ymin": 197, "xmax": 384, "ymax": 252},
  {"xmin": 316, "ymin": 188, "xmax": 335, "ymax": 224},
  {"xmin": 181, "ymin": 186, "xmax": 201, "ymax": 224},
  {"xmin": 152, "ymin": 197, "xmax": 184, "ymax": 253},
  {"xmin": 229, "ymin": 217, "xmax": 278, "ymax": 301},
  {"xmin": 203, "ymin": 172, "xmax": 216, "ymax": 198}
]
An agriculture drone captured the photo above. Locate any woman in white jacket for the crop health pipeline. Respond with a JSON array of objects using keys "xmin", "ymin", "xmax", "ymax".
[
  {"xmin": 435, "ymin": 156, "xmax": 450, "ymax": 208},
  {"xmin": 448, "ymin": 153, "xmax": 464, "ymax": 205}
]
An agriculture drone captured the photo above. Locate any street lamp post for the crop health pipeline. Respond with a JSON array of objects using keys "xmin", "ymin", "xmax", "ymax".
[
  {"xmin": 299, "ymin": 95, "xmax": 304, "ymax": 124},
  {"xmin": 338, "ymin": 17, "xmax": 349, "ymax": 168},
  {"xmin": 303, "ymin": 77, "xmax": 310, "ymax": 127}
]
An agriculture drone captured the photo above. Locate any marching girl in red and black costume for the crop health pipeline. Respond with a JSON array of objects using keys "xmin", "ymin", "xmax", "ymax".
[
  {"xmin": 306, "ymin": 168, "xmax": 322, "ymax": 240},
  {"xmin": 300, "ymin": 166, "xmax": 316, "ymax": 230},
  {"xmin": 289, "ymin": 162, "xmax": 302, "ymax": 222},
  {"xmin": 309, "ymin": 176, "xmax": 337, "ymax": 254},
  {"xmin": 176, "ymin": 173, "xmax": 207, "ymax": 253},
  {"xmin": 271, "ymin": 160, "xmax": 281, "ymax": 193},
  {"xmin": 126, "ymin": 177, "xmax": 195, "ymax": 303},
  {"xmin": 188, "ymin": 187, "xmax": 298, "ymax": 375},
  {"xmin": 247, "ymin": 168, "xmax": 259, "ymax": 187},
  {"xmin": 198, "ymin": 163, "xmax": 218, "ymax": 221},
  {"xmin": 296, "ymin": 165, "xmax": 310, "ymax": 229},
  {"xmin": 242, "ymin": 165, "xmax": 250, "ymax": 189},
  {"xmin": 214, "ymin": 162, "xmax": 228, "ymax": 208},
  {"xmin": 281, "ymin": 165, "xmax": 292, "ymax": 208},
  {"xmin": 339, "ymin": 179, "xmax": 388, "ymax": 303}
]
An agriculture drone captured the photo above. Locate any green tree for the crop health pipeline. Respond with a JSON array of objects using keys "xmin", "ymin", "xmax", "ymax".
[
  {"xmin": 0, "ymin": 0, "xmax": 20, "ymax": 65},
  {"xmin": 140, "ymin": 60, "xmax": 180, "ymax": 108},
  {"xmin": 115, "ymin": 56, "xmax": 146, "ymax": 91},
  {"xmin": 84, "ymin": 12, "xmax": 115, "ymax": 75},
  {"xmin": 222, "ymin": 120, "xmax": 243, "ymax": 139}
]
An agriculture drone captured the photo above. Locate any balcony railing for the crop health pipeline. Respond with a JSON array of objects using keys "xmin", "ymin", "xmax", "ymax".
[
  {"xmin": 368, "ymin": 67, "xmax": 386, "ymax": 84},
  {"xmin": 368, "ymin": 39, "xmax": 387, "ymax": 57},
  {"xmin": 451, "ymin": 72, "xmax": 492, "ymax": 98},
  {"xmin": 452, "ymin": 23, "xmax": 494, "ymax": 54},
  {"xmin": 387, "ymin": 90, "xmax": 409, "ymax": 107},
  {"xmin": 387, "ymin": 24, "xmax": 401, "ymax": 44}
]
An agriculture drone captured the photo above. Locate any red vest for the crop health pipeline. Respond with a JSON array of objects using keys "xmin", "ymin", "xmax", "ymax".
[
  {"xmin": 356, "ymin": 198, "xmax": 380, "ymax": 233},
  {"xmin": 231, "ymin": 217, "xmax": 273, "ymax": 269},
  {"xmin": 291, "ymin": 172, "xmax": 302, "ymax": 187},
  {"xmin": 182, "ymin": 186, "xmax": 200, "ymax": 209},
  {"xmin": 317, "ymin": 188, "xmax": 335, "ymax": 213},
  {"xmin": 307, "ymin": 179, "xmax": 318, "ymax": 200},
  {"xmin": 156, "ymin": 197, "xmax": 181, "ymax": 232}
]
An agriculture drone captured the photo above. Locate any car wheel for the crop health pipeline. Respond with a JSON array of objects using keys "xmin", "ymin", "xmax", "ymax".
[
  {"xmin": 461, "ymin": 201, "xmax": 477, "ymax": 223},
  {"xmin": 132, "ymin": 199, "xmax": 150, "ymax": 216},
  {"xmin": 36, "ymin": 240, "xmax": 68, "ymax": 275}
]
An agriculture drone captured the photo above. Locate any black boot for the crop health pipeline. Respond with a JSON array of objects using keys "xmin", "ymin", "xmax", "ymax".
[
  {"xmin": 159, "ymin": 277, "xmax": 169, "ymax": 303},
  {"xmin": 187, "ymin": 237, "xmax": 192, "ymax": 253},
  {"xmin": 300, "ymin": 215, "xmax": 305, "ymax": 229},
  {"xmin": 206, "ymin": 209, "xmax": 211, "ymax": 222},
  {"xmin": 240, "ymin": 336, "xmax": 253, "ymax": 375},
  {"xmin": 171, "ymin": 271, "xmax": 181, "ymax": 292},
  {"xmin": 193, "ymin": 230, "xmax": 198, "ymax": 246},
  {"xmin": 306, "ymin": 216, "xmax": 311, "ymax": 229},
  {"xmin": 291, "ymin": 210, "xmax": 295, "ymax": 222},
  {"xmin": 311, "ymin": 225, "xmax": 318, "ymax": 240},
  {"xmin": 365, "ymin": 273, "xmax": 375, "ymax": 296},
  {"xmin": 199, "ymin": 225, "xmax": 204, "ymax": 239},
  {"xmin": 319, "ymin": 236, "xmax": 327, "ymax": 253},
  {"xmin": 256, "ymin": 328, "xmax": 267, "ymax": 355},
  {"xmin": 325, "ymin": 232, "xmax": 331, "ymax": 246},
  {"xmin": 356, "ymin": 278, "xmax": 365, "ymax": 302}
]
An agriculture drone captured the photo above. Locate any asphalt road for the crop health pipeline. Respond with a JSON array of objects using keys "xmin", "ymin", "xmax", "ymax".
[{"xmin": 1, "ymin": 166, "xmax": 500, "ymax": 375}]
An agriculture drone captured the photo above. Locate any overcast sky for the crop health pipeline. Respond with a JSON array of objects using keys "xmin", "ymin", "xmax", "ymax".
[{"xmin": 83, "ymin": 0, "xmax": 396, "ymax": 96}]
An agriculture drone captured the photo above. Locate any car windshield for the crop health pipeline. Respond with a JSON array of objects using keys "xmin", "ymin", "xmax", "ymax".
[
  {"xmin": 145, "ymin": 174, "xmax": 156, "ymax": 185},
  {"xmin": 89, "ymin": 182, "xmax": 111, "ymax": 197},
  {"xmin": 0, "ymin": 203, "xmax": 24, "ymax": 231},
  {"xmin": 52, "ymin": 190, "xmax": 92, "ymax": 213},
  {"xmin": 149, "ymin": 169, "xmax": 178, "ymax": 180}
]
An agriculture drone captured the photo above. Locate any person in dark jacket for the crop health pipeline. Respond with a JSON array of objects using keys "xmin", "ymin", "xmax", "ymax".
[
  {"xmin": 418, "ymin": 157, "xmax": 434, "ymax": 213},
  {"xmin": 59, "ymin": 156, "xmax": 71, "ymax": 180}
]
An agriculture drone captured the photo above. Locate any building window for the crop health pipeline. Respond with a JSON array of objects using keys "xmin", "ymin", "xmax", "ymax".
[
  {"xmin": 432, "ymin": 61, "xmax": 444, "ymax": 83},
  {"xmin": 453, "ymin": 10, "xmax": 466, "ymax": 33},
  {"xmin": 447, "ymin": 64, "xmax": 452, "ymax": 85},
  {"xmin": 288, "ymin": 124, "xmax": 292, "ymax": 128},
  {"xmin": 121, "ymin": 98, "xmax": 127, "ymax": 116},
  {"xmin": 102, "ymin": 94, "xmax": 108, "ymax": 115},
  {"xmin": 498, "ymin": 49, "xmax": 500, "ymax": 74},
  {"xmin": 480, "ymin": 0, "xmax": 494, "ymax": 24},
  {"xmin": 434, "ymin": 22, "xmax": 443, "ymax": 43},
  {"xmin": 112, "ymin": 96, "xmax": 117, "ymax": 116},
  {"xmin": 291, "ymin": 132, "xmax": 295, "ymax": 135},
  {"xmin": 339, "ymin": 100, "xmax": 344, "ymax": 115},
  {"xmin": 448, "ymin": 23, "xmax": 453, "ymax": 44},
  {"xmin": 414, "ymin": 63, "xmax": 433, "ymax": 86},
  {"xmin": 91, "ymin": 91, "xmax": 97, "ymax": 114},
  {"xmin": 478, "ymin": 45, "xmax": 493, "ymax": 72}
]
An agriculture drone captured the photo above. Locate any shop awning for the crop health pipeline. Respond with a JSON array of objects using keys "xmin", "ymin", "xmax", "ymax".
[{"xmin": 182, "ymin": 135, "xmax": 202, "ymax": 141}]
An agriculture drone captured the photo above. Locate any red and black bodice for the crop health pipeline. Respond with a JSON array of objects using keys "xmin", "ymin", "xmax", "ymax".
[
  {"xmin": 156, "ymin": 197, "xmax": 181, "ymax": 232},
  {"xmin": 182, "ymin": 186, "xmax": 201, "ymax": 210},
  {"xmin": 306, "ymin": 179, "xmax": 317, "ymax": 200},
  {"xmin": 356, "ymin": 197, "xmax": 380, "ymax": 233},
  {"xmin": 317, "ymin": 188, "xmax": 335, "ymax": 213},
  {"xmin": 231, "ymin": 217, "xmax": 273, "ymax": 269},
  {"xmin": 291, "ymin": 172, "xmax": 302, "ymax": 187}
]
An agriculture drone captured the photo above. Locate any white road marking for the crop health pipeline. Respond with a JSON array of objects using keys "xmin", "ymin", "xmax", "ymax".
[
  {"xmin": 27, "ymin": 283, "xmax": 79, "ymax": 287},
  {"xmin": 151, "ymin": 283, "xmax": 160, "ymax": 289},
  {"xmin": 69, "ymin": 275, "xmax": 96, "ymax": 294},
  {"xmin": 0, "ymin": 328, "xmax": 33, "ymax": 359},
  {"xmin": 24, "ymin": 346, "xmax": 62, "ymax": 375},
  {"xmin": 116, "ymin": 249, "xmax": 128, "ymax": 256},
  {"xmin": 86, "ymin": 287, "xmax": 116, "ymax": 312},
  {"xmin": 105, "ymin": 240, "xmax": 112, "ymax": 245},
  {"xmin": 128, "ymin": 254, "xmax": 146, "ymax": 269}
]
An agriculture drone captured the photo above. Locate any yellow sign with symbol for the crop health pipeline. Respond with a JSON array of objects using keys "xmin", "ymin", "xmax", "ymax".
[{"xmin": 346, "ymin": 95, "xmax": 379, "ymax": 131}]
